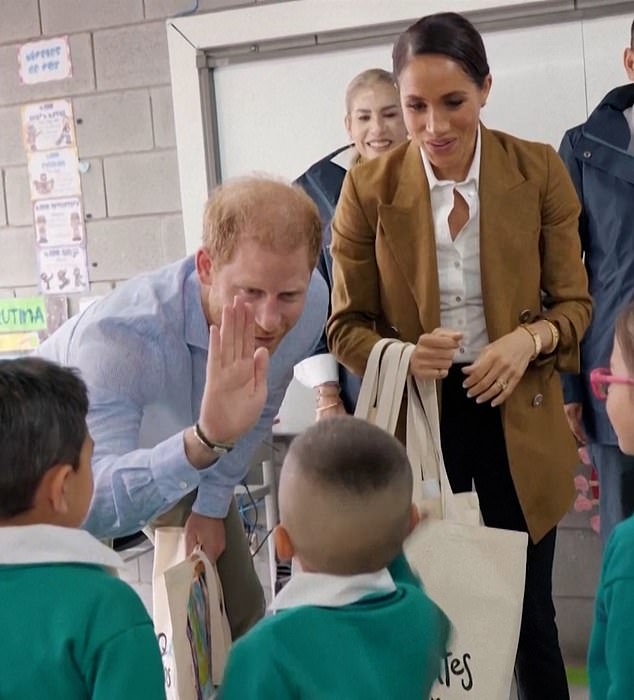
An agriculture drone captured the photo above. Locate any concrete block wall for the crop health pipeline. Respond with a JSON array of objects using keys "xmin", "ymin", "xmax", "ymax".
[{"xmin": 0, "ymin": 0, "xmax": 287, "ymax": 305}]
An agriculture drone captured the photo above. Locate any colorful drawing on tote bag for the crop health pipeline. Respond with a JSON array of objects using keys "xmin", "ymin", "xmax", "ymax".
[{"xmin": 186, "ymin": 560, "xmax": 214, "ymax": 699}]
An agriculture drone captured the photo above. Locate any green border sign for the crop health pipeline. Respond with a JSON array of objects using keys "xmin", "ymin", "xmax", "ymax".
[{"xmin": 0, "ymin": 297, "xmax": 47, "ymax": 333}]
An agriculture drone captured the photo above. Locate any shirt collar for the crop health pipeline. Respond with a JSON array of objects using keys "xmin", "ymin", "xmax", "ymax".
[
  {"xmin": 183, "ymin": 262, "xmax": 209, "ymax": 350},
  {"xmin": 420, "ymin": 124, "xmax": 481, "ymax": 191},
  {"xmin": 0, "ymin": 525, "xmax": 125, "ymax": 574},
  {"xmin": 270, "ymin": 567, "xmax": 396, "ymax": 612},
  {"xmin": 330, "ymin": 145, "xmax": 357, "ymax": 172}
]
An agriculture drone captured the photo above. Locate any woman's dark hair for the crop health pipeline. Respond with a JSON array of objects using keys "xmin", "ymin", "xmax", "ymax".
[
  {"xmin": 392, "ymin": 12, "xmax": 490, "ymax": 87},
  {"xmin": 615, "ymin": 302, "xmax": 634, "ymax": 375},
  {"xmin": 0, "ymin": 357, "xmax": 89, "ymax": 518}
]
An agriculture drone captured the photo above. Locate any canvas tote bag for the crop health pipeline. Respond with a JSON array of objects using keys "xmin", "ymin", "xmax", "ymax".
[
  {"xmin": 356, "ymin": 339, "xmax": 528, "ymax": 700},
  {"xmin": 152, "ymin": 527, "xmax": 232, "ymax": 700},
  {"xmin": 355, "ymin": 338, "xmax": 479, "ymax": 523}
]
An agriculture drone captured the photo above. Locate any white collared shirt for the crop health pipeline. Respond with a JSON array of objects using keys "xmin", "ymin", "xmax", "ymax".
[
  {"xmin": 420, "ymin": 127, "xmax": 488, "ymax": 363},
  {"xmin": 270, "ymin": 567, "xmax": 396, "ymax": 612},
  {"xmin": 0, "ymin": 524, "xmax": 125, "ymax": 575}
]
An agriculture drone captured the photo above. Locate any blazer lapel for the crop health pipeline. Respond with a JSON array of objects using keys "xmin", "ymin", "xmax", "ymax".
[
  {"xmin": 478, "ymin": 126, "xmax": 533, "ymax": 340},
  {"xmin": 378, "ymin": 142, "xmax": 441, "ymax": 333}
]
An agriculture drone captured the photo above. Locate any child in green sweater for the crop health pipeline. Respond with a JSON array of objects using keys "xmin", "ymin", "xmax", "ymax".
[
  {"xmin": 588, "ymin": 302, "xmax": 634, "ymax": 700},
  {"xmin": 0, "ymin": 357, "xmax": 165, "ymax": 700},
  {"xmin": 220, "ymin": 415, "xmax": 450, "ymax": 699}
]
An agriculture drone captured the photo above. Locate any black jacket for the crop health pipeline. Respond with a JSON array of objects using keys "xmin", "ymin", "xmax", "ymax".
[
  {"xmin": 295, "ymin": 145, "xmax": 361, "ymax": 412},
  {"xmin": 559, "ymin": 83, "xmax": 634, "ymax": 444}
]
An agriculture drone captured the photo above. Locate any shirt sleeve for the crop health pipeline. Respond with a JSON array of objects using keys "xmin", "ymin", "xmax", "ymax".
[
  {"xmin": 294, "ymin": 353, "xmax": 339, "ymax": 388},
  {"xmin": 83, "ymin": 384, "xmax": 204, "ymax": 537},
  {"xmin": 66, "ymin": 321, "xmax": 206, "ymax": 539}
]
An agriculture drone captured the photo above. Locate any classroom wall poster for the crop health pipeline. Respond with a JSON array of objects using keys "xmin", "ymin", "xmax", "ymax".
[
  {"xmin": 38, "ymin": 246, "xmax": 89, "ymax": 295},
  {"xmin": 28, "ymin": 149, "xmax": 81, "ymax": 200},
  {"xmin": 33, "ymin": 197, "xmax": 84, "ymax": 247},
  {"xmin": 21, "ymin": 99, "xmax": 76, "ymax": 153},
  {"xmin": 17, "ymin": 36, "xmax": 72, "ymax": 85}
]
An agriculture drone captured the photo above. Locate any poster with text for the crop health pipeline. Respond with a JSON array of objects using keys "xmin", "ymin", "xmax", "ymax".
[
  {"xmin": 37, "ymin": 246, "xmax": 88, "ymax": 295},
  {"xmin": 21, "ymin": 99, "xmax": 76, "ymax": 153},
  {"xmin": 33, "ymin": 197, "xmax": 84, "ymax": 247},
  {"xmin": 18, "ymin": 36, "xmax": 72, "ymax": 85},
  {"xmin": 28, "ymin": 149, "xmax": 81, "ymax": 200}
]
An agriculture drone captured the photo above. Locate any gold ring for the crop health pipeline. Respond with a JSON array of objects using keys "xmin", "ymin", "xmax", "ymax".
[{"xmin": 496, "ymin": 379, "xmax": 508, "ymax": 392}]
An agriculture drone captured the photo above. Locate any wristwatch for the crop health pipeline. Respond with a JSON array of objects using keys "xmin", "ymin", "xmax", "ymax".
[{"xmin": 193, "ymin": 422, "xmax": 234, "ymax": 458}]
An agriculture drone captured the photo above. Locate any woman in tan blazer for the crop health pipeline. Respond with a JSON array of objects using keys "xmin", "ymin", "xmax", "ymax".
[{"xmin": 327, "ymin": 12, "xmax": 591, "ymax": 700}]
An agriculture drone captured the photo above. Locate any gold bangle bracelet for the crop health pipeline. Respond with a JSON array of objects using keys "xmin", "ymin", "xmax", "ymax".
[
  {"xmin": 519, "ymin": 324, "xmax": 542, "ymax": 360},
  {"xmin": 316, "ymin": 402, "xmax": 340, "ymax": 413},
  {"xmin": 543, "ymin": 319, "xmax": 560, "ymax": 352}
]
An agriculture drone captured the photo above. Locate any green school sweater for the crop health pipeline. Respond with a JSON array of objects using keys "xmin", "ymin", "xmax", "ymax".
[
  {"xmin": 0, "ymin": 561, "xmax": 166, "ymax": 699},
  {"xmin": 219, "ymin": 555, "xmax": 450, "ymax": 699},
  {"xmin": 589, "ymin": 514, "xmax": 634, "ymax": 700}
]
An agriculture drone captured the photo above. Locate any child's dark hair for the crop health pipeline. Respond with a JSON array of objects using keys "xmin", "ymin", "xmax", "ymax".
[
  {"xmin": 287, "ymin": 416, "xmax": 413, "ymax": 571},
  {"xmin": 615, "ymin": 302, "xmax": 634, "ymax": 375},
  {"xmin": 0, "ymin": 357, "xmax": 88, "ymax": 518},
  {"xmin": 288, "ymin": 416, "xmax": 412, "ymax": 498},
  {"xmin": 393, "ymin": 12, "xmax": 490, "ymax": 87}
]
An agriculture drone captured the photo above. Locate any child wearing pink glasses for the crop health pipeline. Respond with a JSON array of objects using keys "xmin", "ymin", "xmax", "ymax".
[{"xmin": 588, "ymin": 301, "xmax": 634, "ymax": 700}]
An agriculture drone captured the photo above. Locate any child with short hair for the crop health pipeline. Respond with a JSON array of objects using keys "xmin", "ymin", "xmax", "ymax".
[
  {"xmin": 220, "ymin": 415, "xmax": 450, "ymax": 699},
  {"xmin": 0, "ymin": 357, "xmax": 165, "ymax": 700},
  {"xmin": 588, "ymin": 301, "xmax": 634, "ymax": 699}
]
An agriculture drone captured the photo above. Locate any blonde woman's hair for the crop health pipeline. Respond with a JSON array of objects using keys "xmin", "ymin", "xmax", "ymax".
[{"xmin": 344, "ymin": 68, "xmax": 398, "ymax": 115}]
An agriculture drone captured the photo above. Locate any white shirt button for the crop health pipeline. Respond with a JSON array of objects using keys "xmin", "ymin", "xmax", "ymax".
[
  {"xmin": 179, "ymin": 481, "xmax": 188, "ymax": 490},
  {"xmin": 455, "ymin": 296, "xmax": 462, "ymax": 303},
  {"xmin": 139, "ymin": 520, "xmax": 146, "ymax": 526},
  {"xmin": 454, "ymin": 261, "xmax": 461, "ymax": 269},
  {"xmin": 459, "ymin": 347, "xmax": 465, "ymax": 354}
]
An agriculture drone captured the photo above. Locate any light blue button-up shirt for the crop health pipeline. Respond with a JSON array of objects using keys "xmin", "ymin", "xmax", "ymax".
[{"xmin": 37, "ymin": 256, "xmax": 328, "ymax": 538}]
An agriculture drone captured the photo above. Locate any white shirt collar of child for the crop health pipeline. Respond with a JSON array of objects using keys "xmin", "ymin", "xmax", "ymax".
[
  {"xmin": 270, "ymin": 567, "xmax": 396, "ymax": 612},
  {"xmin": 0, "ymin": 524, "xmax": 125, "ymax": 573}
]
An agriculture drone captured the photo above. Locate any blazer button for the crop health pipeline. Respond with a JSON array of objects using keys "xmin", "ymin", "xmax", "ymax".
[
  {"xmin": 532, "ymin": 393, "xmax": 544, "ymax": 407},
  {"xmin": 519, "ymin": 309, "xmax": 532, "ymax": 323},
  {"xmin": 583, "ymin": 150, "xmax": 592, "ymax": 159}
]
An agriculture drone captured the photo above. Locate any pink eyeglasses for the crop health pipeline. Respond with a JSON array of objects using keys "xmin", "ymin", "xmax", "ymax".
[{"xmin": 590, "ymin": 367, "xmax": 634, "ymax": 400}]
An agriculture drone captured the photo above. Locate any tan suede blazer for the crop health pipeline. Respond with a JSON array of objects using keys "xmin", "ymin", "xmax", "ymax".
[{"xmin": 327, "ymin": 125, "xmax": 592, "ymax": 543}]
